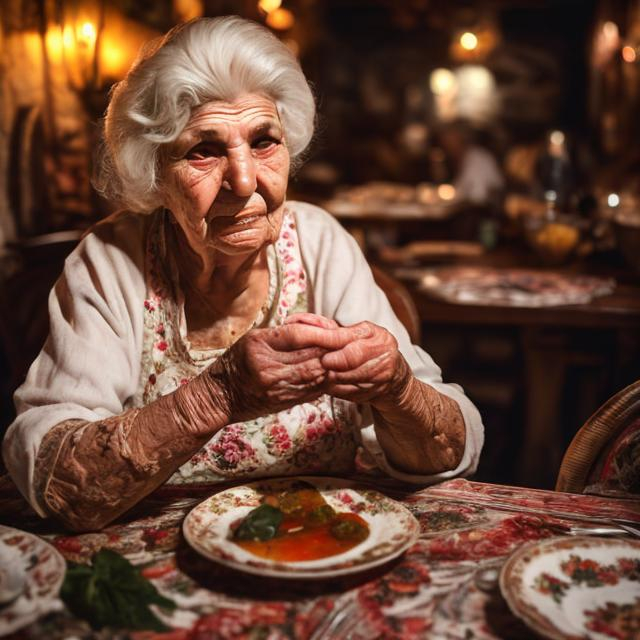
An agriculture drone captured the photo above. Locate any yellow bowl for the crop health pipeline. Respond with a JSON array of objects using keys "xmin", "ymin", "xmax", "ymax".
[{"xmin": 523, "ymin": 216, "xmax": 582, "ymax": 265}]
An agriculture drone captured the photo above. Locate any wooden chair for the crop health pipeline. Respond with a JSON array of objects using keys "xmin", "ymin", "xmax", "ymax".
[
  {"xmin": 371, "ymin": 265, "xmax": 422, "ymax": 345},
  {"xmin": 0, "ymin": 232, "xmax": 82, "ymax": 431},
  {"xmin": 555, "ymin": 380, "xmax": 640, "ymax": 496}
]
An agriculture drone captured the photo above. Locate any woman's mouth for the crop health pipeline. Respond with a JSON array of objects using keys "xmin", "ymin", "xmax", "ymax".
[
  {"xmin": 232, "ymin": 215, "xmax": 261, "ymax": 226},
  {"xmin": 210, "ymin": 214, "xmax": 263, "ymax": 237}
]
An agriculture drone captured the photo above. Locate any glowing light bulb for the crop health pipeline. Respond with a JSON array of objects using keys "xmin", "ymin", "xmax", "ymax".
[
  {"xmin": 266, "ymin": 7, "xmax": 294, "ymax": 30},
  {"xmin": 258, "ymin": 0, "xmax": 282, "ymax": 13},
  {"xmin": 607, "ymin": 193, "xmax": 620, "ymax": 207},
  {"xmin": 460, "ymin": 32, "xmax": 478, "ymax": 51},
  {"xmin": 79, "ymin": 21, "xmax": 96, "ymax": 43},
  {"xmin": 603, "ymin": 21, "xmax": 618, "ymax": 39},
  {"xmin": 437, "ymin": 184, "xmax": 457, "ymax": 201},
  {"xmin": 63, "ymin": 24, "xmax": 75, "ymax": 50},
  {"xmin": 430, "ymin": 68, "xmax": 455, "ymax": 95},
  {"xmin": 622, "ymin": 45, "xmax": 637, "ymax": 63},
  {"xmin": 45, "ymin": 27, "xmax": 64, "ymax": 63}
]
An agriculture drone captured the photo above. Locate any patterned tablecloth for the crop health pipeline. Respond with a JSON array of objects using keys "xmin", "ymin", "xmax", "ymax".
[{"xmin": 1, "ymin": 476, "xmax": 639, "ymax": 640}]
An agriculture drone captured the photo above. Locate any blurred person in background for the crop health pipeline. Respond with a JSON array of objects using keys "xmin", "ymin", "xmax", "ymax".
[{"xmin": 435, "ymin": 119, "xmax": 505, "ymax": 206}]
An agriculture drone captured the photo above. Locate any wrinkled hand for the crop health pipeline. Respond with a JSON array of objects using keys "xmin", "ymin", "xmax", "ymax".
[
  {"xmin": 208, "ymin": 318, "xmax": 355, "ymax": 422},
  {"xmin": 286, "ymin": 314, "xmax": 413, "ymax": 408},
  {"xmin": 320, "ymin": 320, "xmax": 412, "ymax": 407}
]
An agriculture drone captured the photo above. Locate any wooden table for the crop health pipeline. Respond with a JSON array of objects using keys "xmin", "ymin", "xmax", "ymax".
[
  {"xmin": 1, "ymin": 475, "xmax": 639, "ymax": 639},
  {"xmin": 413, "ymin": 282, "xmax": 640, "ymax": 330},
  {"xmin": 322, "ymin": 199, "xmax": 478, "ymax": 251}
]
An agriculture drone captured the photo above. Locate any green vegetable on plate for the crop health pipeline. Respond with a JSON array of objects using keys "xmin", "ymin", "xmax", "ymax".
[{"xmin": 232, "ymin": 504, "xmax": 283, "ymax": 541}]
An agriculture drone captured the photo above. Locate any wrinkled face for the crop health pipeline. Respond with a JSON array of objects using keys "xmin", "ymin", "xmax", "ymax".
[{"xmin": 162, "ymin": 94, "xmax": 290, "ymax": 260}]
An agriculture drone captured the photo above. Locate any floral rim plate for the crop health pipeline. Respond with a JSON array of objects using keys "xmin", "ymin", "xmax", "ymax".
[
  {"xmin": 182, "ymin": 476, "xmax": 420, "ymax": 579},
  {"xmin": 0, "ymin": 525, "xmax": 66, "ymax": 636},
  {"xmin": 500, "ymin": 536, "xmax": 640, "ymax": 640}
]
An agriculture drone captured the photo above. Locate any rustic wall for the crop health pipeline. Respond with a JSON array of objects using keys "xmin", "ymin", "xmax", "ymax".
[{"xmin": 0, "ymin": 1, "xmax": 93, "ymax": 252}]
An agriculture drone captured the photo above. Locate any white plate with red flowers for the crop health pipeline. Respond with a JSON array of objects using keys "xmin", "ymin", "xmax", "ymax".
[
  {"xmin": 0, "ymin": 525, "xmax": 65, "ymax": 636},
  {"xmin": 183, "ymin": 476, "xmax": 420, "ymax": 579},
  {"xmin": 500, "ymin": 536, "xmax": 640, "ymax": 640}
]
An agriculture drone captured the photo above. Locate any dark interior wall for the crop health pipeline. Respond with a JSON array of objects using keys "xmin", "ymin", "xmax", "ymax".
[
  {"xmin": 498, "ymin": 1, "xmax": 597, "ymax": 135},
  {"xmin": 297, "ymin": 0, "xmax": 599, "ymax": 182}
]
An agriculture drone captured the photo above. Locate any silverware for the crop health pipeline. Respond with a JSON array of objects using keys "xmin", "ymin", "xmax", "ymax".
[
  {"xmin": 617, "ymin": 522, "xmax": 640, "ymax": 538},
  {"xmin": 563, "ymin": 524, "xmax": 640, "ymax": 538}
]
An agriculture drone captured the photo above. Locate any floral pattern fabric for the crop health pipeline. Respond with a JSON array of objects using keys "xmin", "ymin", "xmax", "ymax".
[
  {"xmin": 136, "ymin": 207, "xmax": 362, "ymax": 484},
  {"xmin": 2, "ymin": 476, "xmax": 639, "ymax": 639}
]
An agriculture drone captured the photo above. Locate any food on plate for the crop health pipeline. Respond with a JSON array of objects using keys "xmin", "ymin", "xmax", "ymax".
[
  {"xmin": 534, "ymin": 222, "xmax": 579, "ymax": 255},
  {"xmin": 230, "ymin": 483, "xmax": 369, "ymax": 561}
]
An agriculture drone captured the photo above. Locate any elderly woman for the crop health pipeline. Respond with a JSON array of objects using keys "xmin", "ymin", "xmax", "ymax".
[{"xmin": 3, "ymin": 16, "xmax": 483, "ymax": 531}]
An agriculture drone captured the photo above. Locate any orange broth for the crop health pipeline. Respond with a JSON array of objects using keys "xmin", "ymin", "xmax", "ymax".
[{"xmin": 231, "ymin": 487, "xmax": 370, "ymax": 562}]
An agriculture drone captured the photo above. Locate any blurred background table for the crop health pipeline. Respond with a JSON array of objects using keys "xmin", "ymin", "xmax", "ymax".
[{"xmin": 376, "ymin": 245, "xmax": 640, "ymax": 490}]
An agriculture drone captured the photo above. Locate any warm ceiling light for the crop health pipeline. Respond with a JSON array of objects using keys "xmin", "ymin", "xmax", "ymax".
[
  {"xmin": 63, "ymin": 24, "xmax": 75, "ymax": 49},
  {"xmin": 437, "ymin": 184, "xmax": 457, "ymax": 201},
  {"xmin": 622, "ymin": 45, "xmax": 637, "ymax": 63},
  {"xmin": 266, "ymin": 7, "xmax": 294, "ymax": 30},
  {"xmin": 79, "ymin": 21, "xmax": 96, "ymax": 43},
  {"xmin": 430, "ymin": 68, "xmax": 455, "ymax": 95},
  {"xmin": 258, "ymin": 0, "xmax": 282, "ymax": 13},
  {"xmin": 460, "ymin": 32, "xmax": 478, "ymax": 51},
  {"xmin": 603, "ymin": 21, "xmax": 619, "ymax": 39},
  {"xmin": 549, "ymin": 130, "xmax": 565, "ymax": 146}
]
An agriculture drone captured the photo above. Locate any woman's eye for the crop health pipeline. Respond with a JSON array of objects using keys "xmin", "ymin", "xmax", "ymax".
[
  {"xmin": 252, "ymin": 137, "xmax": 279, "ymax": 150},
  {"xmin": 185, "ymin": 144, "xmax": 219, "ymax": 160}
]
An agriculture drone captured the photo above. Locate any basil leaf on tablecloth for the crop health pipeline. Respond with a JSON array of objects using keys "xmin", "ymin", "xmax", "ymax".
[
  {"xmin": 233, "ymin": 503, "xmax": 283, "ymax": 541},
  {"xmin": 61, "ymin": 548, "xmax": 175, "ymax": 631}
]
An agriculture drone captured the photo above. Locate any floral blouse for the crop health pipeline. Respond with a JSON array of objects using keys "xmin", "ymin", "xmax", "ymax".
[{"xmin": 138, "ymin": 208, "xmax": 363, "ymax": 484}]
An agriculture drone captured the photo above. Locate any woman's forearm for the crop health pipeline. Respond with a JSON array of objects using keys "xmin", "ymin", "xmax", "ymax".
[
  {"xmin": 34, "ymin": 367, "xmax": 231, "ymax": 531},
  {"xmin": 372, "ymin": 372, "xmax": 466, "ymax": 476}
]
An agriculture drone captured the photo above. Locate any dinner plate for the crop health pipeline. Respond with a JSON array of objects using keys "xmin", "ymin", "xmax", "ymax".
[
  {"xmin": 500, "ymin": 536, "xmax": 640, "ymax": 640},
  {"xmin": 419, "ymin": 267, "xmax": 615, "ymax": 308},
  {"xmin": 0, "ymin": 525, "xmax": 66, "ymax": 636},
  {"xmin": 182, "ymin": 476, "xmax": 420, "ymax": 579}
]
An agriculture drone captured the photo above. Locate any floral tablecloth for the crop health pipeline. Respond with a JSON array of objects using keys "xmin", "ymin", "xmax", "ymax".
[{"xmin": 1, "ymin": 476, "xmax": 639, "ymax": 640}]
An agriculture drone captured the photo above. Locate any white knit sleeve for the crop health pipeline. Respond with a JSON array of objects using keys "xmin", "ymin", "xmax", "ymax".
[{"xmin": 2, "ymin": 213, "xmax": 148, "ymax": 515}]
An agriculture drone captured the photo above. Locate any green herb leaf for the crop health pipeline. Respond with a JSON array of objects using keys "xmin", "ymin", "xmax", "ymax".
[
  {"xmin": 61, "ymin": 548, "xmax": 175, "ymax": 631},
  {"xmin": 233, "ymin": 504, "xmax": 283, "ymax": 541}
]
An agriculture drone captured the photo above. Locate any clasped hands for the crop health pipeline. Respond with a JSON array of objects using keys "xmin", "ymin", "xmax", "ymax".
[{"xmin": 214, "ymin": 312, "xmax": 413, "ymax": 422}]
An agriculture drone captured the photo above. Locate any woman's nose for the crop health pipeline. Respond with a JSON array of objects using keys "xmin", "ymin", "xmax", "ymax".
[{"xmin": 223, "ymin": 145, "xmax": 257, "ymax": 197}]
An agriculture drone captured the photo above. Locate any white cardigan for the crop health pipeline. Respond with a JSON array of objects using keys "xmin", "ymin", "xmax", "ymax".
[{"xmin": 3, "ymin": 202, "xmax": 484, "ymax": 515}]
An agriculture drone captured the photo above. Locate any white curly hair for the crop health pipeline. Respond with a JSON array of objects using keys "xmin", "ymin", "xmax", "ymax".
[{"xmin": 94, "ymin": 16, "xmax": 316, "ymax": 212}]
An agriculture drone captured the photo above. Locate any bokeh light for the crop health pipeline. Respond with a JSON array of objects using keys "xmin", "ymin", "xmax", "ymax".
[
  {"xmin": 437, "ymin": 184, "xmax": 457, "ymax": 201},
  {"xmin": 258, "ymin": 0, "xmax": 282, "ymax": 13},
  {"xmin": 607, "ymin": 193, "xmax": 620, "ymax": 207},
  {"xmin": 622, "ymin": 45, "xmax": 637, "ymax": 63},
  {"xmin": 266, "ymin": 7, "xmax": 294, "ymax": 30},
  {"xmin": 460, "ymin": 32, "xmax": 478, "ymax": 51},
  {"xmin": 430, "ymin": 68, "xmax": 455, "ymax": 95}
]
